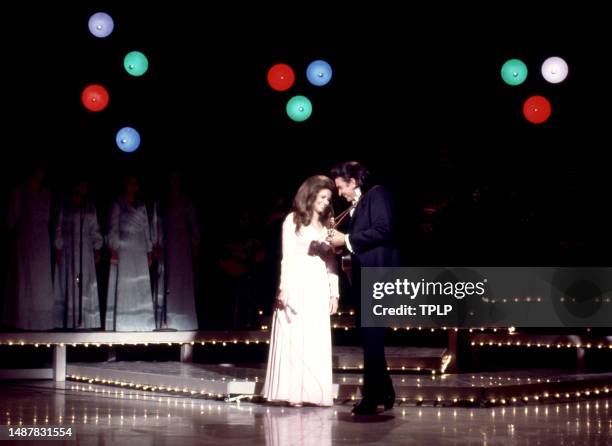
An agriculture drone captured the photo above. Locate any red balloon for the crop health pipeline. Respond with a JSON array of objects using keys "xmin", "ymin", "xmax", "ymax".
[
  {"xmin": 267, "ymin": 63, "xmax": 295, "ymax": 91},
  {"xmin": 81, "ymin": 84, "xmax": 109, "ymax": 112},
  {"xmin": 523, "ymin": 95, "xmax": 551, "ymax": 124}
]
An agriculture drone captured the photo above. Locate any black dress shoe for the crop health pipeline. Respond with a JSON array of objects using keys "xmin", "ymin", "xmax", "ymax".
[
  {"xmin": 380, "ymin": 394, "xmax": 395, "ymax": 410},
  {"xmin": 351, "ymin": 399, "xmax": 379, "ymax": 415}
]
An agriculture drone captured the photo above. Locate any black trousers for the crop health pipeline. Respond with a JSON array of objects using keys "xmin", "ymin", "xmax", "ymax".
[
  {"xmin": 350, "ymin": 256, "xmax": 395, "ymax": 401},
  {"xmin": 360, "ymin": 326, "xmax": 394, "ymax": 400}
]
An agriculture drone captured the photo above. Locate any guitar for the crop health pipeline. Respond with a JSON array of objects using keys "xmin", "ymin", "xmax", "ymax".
[
  {"xmin": 330, "ymin": 208, "xmax": 355, "ymax": 285},
  {"xmin": 341, "ymin": 252, "xmax": 352, "ymax": 285}
]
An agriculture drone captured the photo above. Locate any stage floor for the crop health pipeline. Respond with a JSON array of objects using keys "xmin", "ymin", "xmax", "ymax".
[{"xmin": 0, "ymin": 380, "xmax": 611, "ymax": 445}]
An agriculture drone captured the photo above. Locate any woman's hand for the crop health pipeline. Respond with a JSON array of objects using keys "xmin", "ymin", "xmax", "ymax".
[{"xmin": 276, "ymin": 289, "xmax": 288, "ymax": 310}]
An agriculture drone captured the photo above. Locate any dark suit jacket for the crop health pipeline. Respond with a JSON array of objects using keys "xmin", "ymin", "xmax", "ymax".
[{"xmin": 348, "ymin": 185, "xmax": 401, "ymax": 270}]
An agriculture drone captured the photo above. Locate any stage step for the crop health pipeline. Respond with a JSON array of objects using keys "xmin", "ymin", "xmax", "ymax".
[{"xmin": 332, "ymin": 346, "xmax": 449, "ymax": 373}]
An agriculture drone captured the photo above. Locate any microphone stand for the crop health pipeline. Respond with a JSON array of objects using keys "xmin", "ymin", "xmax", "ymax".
[
  {"xmin": 112, "ymin": 258, "xmax": 119, "ymax": 332},
  {"xmin": 151, "ymin": 204, "xmax": 159, "ymax": 329},
  {"xmin": 77, "ymin": 205, "xmax": 84, "ymax": 327},
  {"xmin": 63, "ymin": 206, "xmax": 69, "ymax": 329}
]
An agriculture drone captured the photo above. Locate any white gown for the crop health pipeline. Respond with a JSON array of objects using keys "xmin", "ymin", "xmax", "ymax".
[
  {"xmin": 4, "ymin": 186, "xmax": 54, "ymax": 330},
  {"xmin": 53, "ymin": 201, "xmax": 103, "ymax": 329},
  {"xmin": 105, "ymin": 198, "xmax": 155, "ymax": 331},
  {"xmin": 262, "ymin": 213, "xmax": 338, "ymax": 406}
]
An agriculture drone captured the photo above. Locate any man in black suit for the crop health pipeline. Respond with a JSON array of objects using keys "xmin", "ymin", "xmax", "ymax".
[{"xmin": 328, "ymin": 161, "xmax": 400, "ymax": 415}]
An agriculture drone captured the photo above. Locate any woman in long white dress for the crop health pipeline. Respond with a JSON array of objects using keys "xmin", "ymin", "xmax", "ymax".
[
  {"xmin": 53, "ymin": 179, "xmax": 103, "ymax": 329},
  {"xmin": 262, "ymin": 175, "xmax": 339, "ymax": 407},
  {"xmin": 105, "ymin": 175, "xmax": 155, "ymax": 331},
  {"xmin": 4, "ymin": 165, "xmax": 54, "ymax": 330},
  {"xmin": 151, "ymin": 171, "xmax": 200, "ymax": 330}
]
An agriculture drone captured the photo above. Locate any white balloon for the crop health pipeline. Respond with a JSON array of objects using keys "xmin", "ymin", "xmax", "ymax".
[{"xmin": 541, "ymin": 56, "xmax": 568, "ymax": 84}]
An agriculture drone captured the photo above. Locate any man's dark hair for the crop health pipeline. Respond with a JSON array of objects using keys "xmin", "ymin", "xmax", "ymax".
[{"xmin": 330, "ymin": 161, "xmax": 371, "ymax": 191}]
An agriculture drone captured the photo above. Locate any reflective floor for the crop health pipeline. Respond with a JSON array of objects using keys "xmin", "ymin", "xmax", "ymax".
[{"xmin": 1, "ymin": 381, "xmax": 611, "ymax": 445}]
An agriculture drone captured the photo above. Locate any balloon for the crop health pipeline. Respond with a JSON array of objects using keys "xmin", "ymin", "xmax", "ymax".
[
  {"xmin": 116, "ymin": 127, "xmax": 141, "ymax": 152},
  {"xmin": 286, "ymin": 95, "xmax": 312, "ymax": 122},
  {"xmin": 541, "ymin": 56, "xmax": 569, "ymax": 84},
  {"xmin": 88, "ymin": 12, "xmax": 114, "ymax": 38},
  {"xmin": 306, "ymin": 60, "xmax": 332, "ymax": 86},
  {"xmin": 523, "ymin": 95, "xmax": 552, "ymax": 124},
  {"xmin": 81, "ymin": 84, "xmax": 109, "ymax": 112},
  {"xmin": 267, "ymin": 63, "xmax": 295, "ymax": 91},
  {"xmin": 501, "ymin": 59, "xmax": 528, "ymax": 86},
  {"xmin": 124, "ymin": 51, "xmax": 149, "ymax": 76}
]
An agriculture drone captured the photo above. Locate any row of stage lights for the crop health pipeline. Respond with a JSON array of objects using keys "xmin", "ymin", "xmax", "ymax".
[
  {"xmin": 10, "ymin": 382, "xmax": 612, "ymax": 410},
  {"xmin": 5, "ymin": 407, "xmax": 612, "ymax": 433},
  {"xmin": 0, "ymin": 326, "xmax": 512, "ymax": 347},
  {"xmin": 68, "ymin": 375, "xmax": 250, "ymax": 402},
  {"xmin": 0, "ymin": 341, "xmax": 450, "ymax": 373},
  {"xmin": 2, "ymin": 332, "xmax": 605, "ymax": 350},
  {"xmin": 472, "ymin": 341, "xmax": 612, "ymax": 350},
  {"xmin": 0, "ymin": 327, "xmax": 521, "ymax": 347},
  {"xmin": 0, "ymin": 340, "xmax": 268, "ymax": 347},
  {"xmin": 5, "ymin": 403, "xmax": 612, "ymax": 429},
  {"xmin": 7, "ymin": 328, "xmax": 612, "ymax": 350}
]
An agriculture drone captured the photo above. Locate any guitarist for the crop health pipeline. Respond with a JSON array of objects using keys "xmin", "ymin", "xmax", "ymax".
[{"xmin": 327, "ymin": 161, "xmax": 400, "ymax": 415}]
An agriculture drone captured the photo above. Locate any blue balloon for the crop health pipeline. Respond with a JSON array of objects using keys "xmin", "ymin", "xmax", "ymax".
[
  {"xmin": 115, "ymin": 127, "xmax": 141, "ymax": 152},
  {"xmin": 88, "ymin": 12, "xmax": 114, "ymax": 38},
  {"xmin": 306, "ymin": 60, "xmax": 332, "ymax": 86}
]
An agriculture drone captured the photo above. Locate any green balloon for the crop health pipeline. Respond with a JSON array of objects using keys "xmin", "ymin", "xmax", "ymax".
[
  {"xmin": 286, "ymin": 95, "xmax": 312, "ymax": 122},
  {"xmin": 501, "ymin": 59, "xmax": 527, "ymax": 86},
  {"xmin": 124, "ymin": 51, "xmax": 149, "ymax": 77}
]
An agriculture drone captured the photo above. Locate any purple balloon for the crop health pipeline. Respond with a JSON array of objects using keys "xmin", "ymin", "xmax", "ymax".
[{"xmin": 88, "ymin": 12, "xmax": 114, "ymax": 38}]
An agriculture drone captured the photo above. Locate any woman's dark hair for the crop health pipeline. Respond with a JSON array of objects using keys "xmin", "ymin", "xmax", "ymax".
[
  {"xmin": 291, "ymin": 175, "xmax": 335, "ymax": 233},
  {"xmin": 330, "ymin": 161, "xmax": 371, "ymax": 190}
]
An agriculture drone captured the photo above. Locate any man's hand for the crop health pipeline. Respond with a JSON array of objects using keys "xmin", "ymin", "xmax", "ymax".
[{"xmin": 327, "ymin": 230, "xmax": 346, "ymax": 248}]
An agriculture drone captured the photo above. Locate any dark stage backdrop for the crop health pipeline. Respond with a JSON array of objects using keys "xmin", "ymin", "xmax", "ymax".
[{"xmin": 2, "ymin": 2, "xmax": 611, "ymax": 266}]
